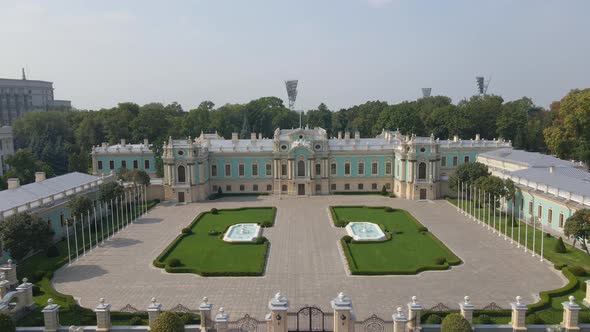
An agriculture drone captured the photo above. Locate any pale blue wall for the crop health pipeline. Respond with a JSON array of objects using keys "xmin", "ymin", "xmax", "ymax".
[
  {"xmin": 96, "ymin": 154, "xmax": 155, "ymax": 175},
  {"xmin": 508, "ymin": 191, "xmax": 575, "ymax": 232}
]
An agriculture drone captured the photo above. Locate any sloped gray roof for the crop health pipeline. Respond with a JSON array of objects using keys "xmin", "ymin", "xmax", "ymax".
[
  {"xmin": 0, "ymin": 172, "xmax": 100, "ymax": 212},
  {"xmin": 479, "ymin": 148, "xmax": 574, "ymax": 168},
  {"xmin": 510, "ymin": 166, "xmax": 590, "ymax": 199}
]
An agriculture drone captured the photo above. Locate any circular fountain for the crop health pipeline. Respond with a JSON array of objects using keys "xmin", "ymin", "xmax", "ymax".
[{"xmin": 223, "ymin": 223, "xmax": 262, "ymax": 242}]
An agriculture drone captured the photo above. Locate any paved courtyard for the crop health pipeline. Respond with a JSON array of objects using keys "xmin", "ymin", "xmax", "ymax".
[{"xmin": 53, "ymin": 196, "xmax": 565, "ymax": 320}]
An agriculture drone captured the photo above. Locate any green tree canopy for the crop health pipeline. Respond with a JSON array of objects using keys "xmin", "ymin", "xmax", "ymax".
[
  {"xmin": 67, "ymin": 196, "xmax": 94, "ymax": 219},
  {"xmin": 473, "ymin": 175, "xmax": 509, "ymax": 206},
  {"xmin": 441, "ymin": 313, "xmax": 472, "ymax": 332},
  {"xmin": 448, "ymin": 162, "xmax": 490, "ymax": 192},
  {"xmin": 375, "ymin": 102, "xmax": 425, "ymax": 135},
  {"xmin": 306, "ymin": 103, "xmax": 333, "ymax": 133},
  {"xmin": 98, "ymin": 182, "xmax": 125, "ymax": 202},
  {"xmin": 0, "ymin": 212, "xmax": 53, "ymax": 261},
  {"xmin": 3, "ymin": 149, "xmax": 54, "ymax": 185},
  {"xmin": 564, "ymin": 209, "xmax": 590, "ymax": 253},
  {"xmin": 151, "ymin": 312, "xmax": 184, "ymax": 332}
]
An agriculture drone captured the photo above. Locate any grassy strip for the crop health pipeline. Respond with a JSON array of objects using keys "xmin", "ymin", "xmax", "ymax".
[
  {"xmin": 447, "ymin": 198, "xmax": 590, "ymax": 324},
  {"xmin": 153, "ymin": 207, "xmax": 276, "ymax": 276},
  {"xmin": 16, "ymin": 200, "xmax": 160, "ymax": 327},
  {"xmin": 332, "ymin": 206, "xmax": 461, "ymax": 275}
]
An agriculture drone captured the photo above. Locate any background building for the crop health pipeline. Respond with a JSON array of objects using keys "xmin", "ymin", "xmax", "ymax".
[
  {"xmin": 0, "ymin": 126, "xmax": 14, "ymax": 176},
  {"xmin": 0, "ymin": 69, "xmax": 71, "ymax": 125}
]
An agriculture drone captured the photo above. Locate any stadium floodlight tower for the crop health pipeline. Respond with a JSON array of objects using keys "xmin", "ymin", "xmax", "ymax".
[
  {"xmin": 285, "ymin": 79, "xmax": 303, "ymax": 128},
  {"xmin": 475, "ymin": 76, "xmax": 491, "ymax": 95},
  {"xmin": 421, "ymin": 88, "xmax": 432, "ymax": 98}
]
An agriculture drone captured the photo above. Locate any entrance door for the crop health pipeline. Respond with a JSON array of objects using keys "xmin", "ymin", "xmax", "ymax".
[
  {"xmin": 419, "ymin": 189, "xmax": 427, "ymax": 200},
  {"xmin": 178, "ymin": 191, "xmax": 185, "ymax": 203},
  {"xmin": 298, "ymin": 184, "xmax": 305, "ymax": 195}
]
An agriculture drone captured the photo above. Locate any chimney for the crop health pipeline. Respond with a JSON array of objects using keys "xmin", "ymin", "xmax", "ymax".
[
  {"xmin": 7, "ymin": 178, "xmax": 20, "ymax": 189},
  {"xmin": 251, "ymin": 132, "xmax": 257, "ymax": 141},
  {"xmin": 549, "ymin": 166, "xmax": 555, "ymax": 174},
  {"xmin": 337, "ymin": 131, "xmax": 342, "ymax": 140},
  {"xmin": 231, "ymin": 133, "xmax": 238, "ymax": 144},
  {"xmin": 258, "ymin": 133, "xmax": 262, "ymax": 140},
  {"xmin": 344, "ymin": 132, "xmax": 350, "ymax": 140},
  {"xmin": 102, "ymin": 142, "xmax": 108, "ymax": 148},
  {"xmin": 120, "ymin": 138, "xmax": 126, "ymax": 147},
  {"xmin": 35, "ymin": 172, "xmax": 46, "ymax": 183},
  {"xmin": 144, "ymin": 138, "xmax": 149, "ymax": 146},
  {"xmin": 475, "ymin": 134, "xmax": 480, "ymax": 141},
  {"xmin": 354, "ymin": 131, "xmax": 360, "ymax": 141},
  {"xmin": 453, "ymin": 135, "xmax": 459, "ymax": 142}
]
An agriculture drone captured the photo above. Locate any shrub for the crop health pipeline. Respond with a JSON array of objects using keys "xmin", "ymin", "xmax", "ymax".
[
  {"xmin": 418, "ymin": 226, "xmax": 428, "ymax": 232},
  {"xmin": 381, "ymin": 185, "xmax": 387, "ymax": 196},
  {"xmin": 476, "ymin": 314, "xmax": 493, "ymax": 324},
  {"xmin": 208, "ymin": 230, "xmax": 220, "ymax": 236},
  {"xmin": 434, "ymin": 257, "xmax": 447, "ymax": 265},
  {"xmin": 554, "ymin": 237, "xmax": 567, "ymax": 253},
  {"xmin": 217, "ymin": 187, "xmax": 223, "ymax": 195},
  {"xmin": 260, "ymin": 220, "xmax": 273, "ymax": 227},
  {"xmin": 579, "ymin": 311, "xmax": 590, "ymax": 324},
  {"xmin": 384, "ymin": 207, "xmax": 394, "ymax": 212},
  {"xmin": 554, "ymin": 263, "xmax": 568, "ymax": 270},
  {"xmin": 569, "ymin": 266, "xmax": 586, "ymax": 276},
  {"xmin": 30, "ymin": 270, "xmax": 46, "ymax": 283},
  {"xmin": 167, "ymin": 258, "xmax": 181, "ymax": 268},
  {"xmin": 0, "ymin": 313, "xmax": 15, "ymax": 332},
  {"xmin": 32, "ymin": 285, "xmax": 41, "ymax": 296},
  {"xmin": 343, "ymin": 235, "xmax": 353, "ymax": 243},
  {"xmin": 255, "ymin": 236, "xmax": 268, "ymax": 244},
  {"xmin": 153, "ymin": 199, "xmax": 161, "ymax": 204},
  {"xmin": 545, "ymin": 232, "xmax": 552, "ymax": 238},
  {"xmin": 178, "ymin": 312, "xmax": 195, "ymax": 324},
  {"xmin": 211, "ymin": 208, "xmax": 218, "ymax": 215},
  {"xmin": 441, "ymin": 313, "xmax": 471, "ymax": 332},
  {"xmin": 181, "ymin": 228, "xmax": 192, "ymax": 235},
  {"xmin": 46, "ymin": 245, "xmax": 59, "ymax": 257},
  {"xmin": 425, "ymin": 314, "xmax": 442, "ymax": 324},
  {"xmin": 525, "ymin": 313, "xmax": 544, "ymax": 324},
  {"xmin": 151, "ymin": 311, "xmax": 184, "ymax": 332},
  {"xmin": 129, "ymin": 316, "xmax": 143, "ymax": 325}
]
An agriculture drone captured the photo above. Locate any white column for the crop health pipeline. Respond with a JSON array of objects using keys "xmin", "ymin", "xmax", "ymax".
[
  {"xmin": 199, "ymin": 296, "xmax": 213, "ymax": 332},
  {"xmin": 510, "ymin": 296, "xmax": 527, "ymax": 331},
  {"xmin": 147, "ymin": 297, "xmax": 162, "ymax": 328},
  {"xmin": 331, "ymin": 292, "xmax": 353, "ymax": 332},
  {"xmin": 459, "ymin": 296, "xmax": 475, "ymax": 325},
  {"xmin": 266, "ymin": 293, "xmax": 289, "ymax": 332},
  {"xmin": 407, "ymin": 296, "xmax": 422, "ymax": 332},
  {"xmin": 392, "ymin": 307, "xmax": 407, "ymax": 332},
  {"xmin": 562, "ymin": 296, "xmax": 581, "ymax": 332},
  {"xmin": 215, "ymin": 307, "xmax": 229, "ymax": 332},
  {"xmin": 95, "ymin": 298, "xmax": 112, "ymax": 332},
  {"xmin": 42, "ymin": 298, "xmax": 61, "ymax": 332}
]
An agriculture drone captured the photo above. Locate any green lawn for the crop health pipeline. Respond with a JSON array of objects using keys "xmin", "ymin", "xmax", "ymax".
[
  {"xmin": 331, "ymin": 206, "xmax": 461, "ymax": 274},
  {"xmin": 154, "ymin": 207, "xmax": 276, "ymax": 276},
  {"xmin": 448, "ymin": 198, "xmax": 590, "ymax": 324}
]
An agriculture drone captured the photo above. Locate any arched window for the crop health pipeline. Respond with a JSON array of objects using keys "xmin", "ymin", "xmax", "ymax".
[
  {"xmin": 418, "ymin": 162, "xmax": 427, "ymax": 180},
  {"xmin": 297, "ymin": 160, "xmax": 305, "ymax": 177},
  {"xmin": 178, "ymin": 165, "xmax": 186, "ymax": 183}
]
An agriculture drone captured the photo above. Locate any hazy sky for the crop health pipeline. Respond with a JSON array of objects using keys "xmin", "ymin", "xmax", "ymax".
[{"xmin": 1, "ymin": 0, "xmax": 589, "ymax": 111}]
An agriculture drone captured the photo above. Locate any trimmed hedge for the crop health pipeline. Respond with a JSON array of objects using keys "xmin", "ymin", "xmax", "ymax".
[
  {"xmin": 0, "ymin": 313, "xmax": 16, "ymax": 332},
  {"xmin": 441, "ymin": 313, "xmax": 471, "ymax": 332},
  {"xmin": 528, "ymin": 267, "xmax": 579, "ymax": 312},
  {"xmin": 151, "ymin": 312, "xmax": 184, "ymax": 332}
]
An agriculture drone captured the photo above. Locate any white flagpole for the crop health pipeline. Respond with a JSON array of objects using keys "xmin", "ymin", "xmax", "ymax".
[
  {"xmin": 524, "ymin": 210, "xmax": 528, "ymax": 253},
  {"xmin": 73, "ymin": 216, "xmax": 79, "ymax": 260},
  {"xmin": 504, "ymin": 197, "xmax": 508, "ymax": 240},
  {"xmin": 99, "ymin": 201, "xmax": 104, "ymax": 244},
  {"xmin": 87, "ymin": 210, "xmax": 92, "ymax": 251},
  {"xmin": 511, "ymin": 199, "xmax": 515, "ymax": 244},
  {"xmin": 493, "ymin": 195, "xmax": 496, "ymax": 233},
  {"xmin": 540, "ymin": 221, "xmax": 545, "ymax": 262},
  {"xmin": 66, "ymin": 219, "xmax": 71, "ymax": 265},
  {"xmin": 93, "ymin": 205, "xmax": 99, "ymax": 246},
  {"xmin": 532, "ymin": 215, "xmax": 536, "ymax": 257},
  {"xmin": 518, "ymin": 208, "xmax": 522, "ymax": 248},
  {"xmin": 110, "ymin": 199, "xmax": 115, "ymax": 237},
  {"xmin": 488, "ymin": 193, "xmax": 491, "ymax": 231},
  {"xmin": 80, "ymin": 213, "xmax": 86, "ymax": 256},
  {"xmin": 457, "ymin": 180, "xmax": 460, "ymax": 212}
]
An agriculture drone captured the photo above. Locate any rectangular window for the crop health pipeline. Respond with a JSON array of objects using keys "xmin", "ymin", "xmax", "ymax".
[
  {"xmin": 520, "ymin": 198, "xmax": 524, "ymax": 210},
  {"xmin": 211, "ymin": 165, "xmax": 217, "ymax": 177},
  {"xmin": 331, "ymin": 183, "xmax": 336, "ymax": 191},
  {"xmin": 98, "ymin": 160, "xmax": 103, "ymax": 170},
  {"xmin": 386, "ymin": 183, "xmax": 391, "ymax": 189},
  {"xmin": 121, "ymin": 160, "xmax": 127, "ymax": 168},
  {"xmin": 240, "ymin": 185, "xmax": 245, "ymax": 191},
  {"xmin": 315, "ymin": 184, "xmax": 321, "ymax": 192},
  {"xmin": 528, "ymin": 202, "xmax": 533, "ymax": 214},
  {"xmin": 548, "ymin": 209, "xmax": 553, "ymax": 224},
  {"xmin": 266, "ymin": 184, "xmax": 272, "ymax": 191},
  {"xmin": 559, "ymin": 213, "xmax": 564, "ymax": 228},
  {"xmin": 464, "ymin": 156, "xmax": 470, "ymax": 163},
  {"xmin": 385, "ymin": 162, "xmax": 392, "ymax": 175},
  {"xmin": 344, "ymin": 163, "xmax": 351, "ymax": 175},
  {"xmin": 315, "ymin": 163, "xmax": 321, "ymax": 176},
  {"xmin": 133, "ymin": 160, "xmax": 138, "ymax": 169},
  {"xmin": 441, "ymin": 157, "xmax": 447, "ymax": 167},
  {"xmin": 226, "ymin": 185, "xmax": 232, "ymax": 192},
  {"xmin": 281, "ymin": 164, "xmax": 287, "ymax": 176},
  {"xmin": 212, "ymin": 185, "xmax": 218, "ymax": 192},
  {"xmin": 225, "ymin": 164, "xmax": 231, "ymax": 177},
  {"xmin": 60, "ymin": 214, "xmax": 65, "ymax": 227},
  {"xmin": 358, "ymin": 162, "xmax": 364, "ymax": 175},
  {"xmin": 537, "ymin": 205, "xmax": 542, "ymax": 219},
  {"xmin": 239, "ymin": 164, "xmax": 245, "ymax": 176},
  {"xmin": 109, "ymin": 160, "xmax": 115, "ymax": 170},
  {"xmin": 358, "ymin": 183, "xmax": 364, "ymax": 190},
  {"xmin": 372, "ymin": 183, "xmax": 377, "ymax": 190},
  {"xmin": 253, "ymin": 184, "xmax": 258, "ymax": 191},
  {"xmin": 452, "ymin": 156, "xmax": 458, "ymax": 166},
  {"xmin": 282, "ymin": 184, "xmax": 287, "ymax": 192},
  {"xmin": 266, "ymin": 164, "xmax": 272, "ymax": 176},
  {"xmin": 145, "ymin": 160, "xmax": 150, "ymax": 169},
  {"xmin": 371, "ymin": 162, "xmax": 378, "ymax": 175},
  {"xmin": 330, "ymin": 163, "xmax": 336, "ymax": 175},
  {"xmin": 344, "ymin": 184, "xmax": 350, "ymax": 190},
  {"xmin": 252, "ymin": 164, "xmax": 258, "ymax": 176}
]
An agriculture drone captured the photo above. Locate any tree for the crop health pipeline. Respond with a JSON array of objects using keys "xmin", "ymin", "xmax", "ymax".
[
  {"xmin": 132, "ymin": 169, "xmax": 151, "ymax": 186},
  {"xmin": 554, "ymin": 237, "xmax": 567, "ymax": 253},
  {"xmin": 0, "ymin": 313, "xmax": 15, "ymax": 332},
  {"xmin": 151, "ymin": 312, "xmax": 184, "ymax": 332},
  {"xmin": 306, "ymin": 103, "xmax": 332, "ymax": 133},
  {"xmin": 564, "ymin": 209, "xmax": 590, "ymax": 254},
  {"xmin": 98, "ymin": 182, "xmax": 124, "ymax": 202},
  {"xmin": 473, "ymin": 176, "xmax": 509, "ymax": 206},
  {"xmin": 0, "ymin": 213, "xmax": 53, "ymax": 261},
  {"xmin": 544, "ymin": 88, "xmax": 590, "ymax": 169},
  {"xmin": 441, "ymin": 313, "xmax": 472, "ymax": 332},
  {"xmin": 496, "ymin": 97, "xmax": 531, "ymax": 145},
  {"xmin": 448, "ymin": 162, "xmax": 490, "ymax": 192},
  {"xmin": 68, "ymin": 196, "xmax": 94, "ymax": 219},
  {"xmin": 3, "ymin": 149, "xmax": 54, "ymax": 184},
  {"xmin": 457, "ymin": 94, "xmax": 504, "ymax": 139},
  {"xmin": 375, "ymin": 102, "xmax": 425, "ymax": 135}
]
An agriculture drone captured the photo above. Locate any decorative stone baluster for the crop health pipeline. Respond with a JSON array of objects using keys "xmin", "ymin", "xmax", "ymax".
[
  {"xmin": 562, "ymin": 296, "xmax": 581, "ymax": 332},
  {"xmin": 583, "ymin": 281, "xmax": 590, "ymax": 307},
  {"xmin": 147, "ymin": 297, "xmax": 162, "ymax": 328},
  {"xmin": 331, "ymin": 292, "xmax": 354, "ymax": 332},
  {"xmin": 393, "ymin": 307, "xmax": 408, "ymax": 332},
  {"xmin": 95, "ymin": 298, "xmax": 112, "ymax": 332},
  {"xmin": 16, "ymin": 277, "xmax": 34, "ymax": 308},
  {"xmin": 407, "ymin": 296, "xmax": 422, "ymax": 332},
  {"xmin": 199, "ymin": 296, "xmax": 213, "ymax": 331},
  {"xmin": 0, "ymin": 259, "xmax": 17, "ymax": 285},
  {"xmin": 42, "ymin": 298, "xmax": 61, "ymax": 332},
  {"xmin": 215, "ymin": 307, "xmax": 229, "ymax": 332},
  {"xmin": 266, "ymin": 292, "xmax": 289, "ymax": 332},
  {"xmin": 510, "ymin": 296, "xmax": 527, "ymax": 331},
  {"xmin": 0, "ymin": 273, "xmax": 10, "ymax": 298},
  {"xmin": 459, "ymin": 296, "xmax": 475, "ymax": 324}
]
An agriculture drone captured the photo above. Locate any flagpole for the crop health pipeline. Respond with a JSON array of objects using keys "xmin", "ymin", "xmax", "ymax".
[
  {"xmin": 73, "ymin": 216, "xmax": 79, "ymax": 260},
  {"xmin": 66, "ymin": 219, "xmax": 71, "ymax": 265},
  {"xmin": 511, "ymin": 199, "xmax": 514, "ymax": 244},
  {"xmin": 94, "ymin": 205, "xmax": 99, "ymax": 246},
  {"xmin": 87, "ymin": 210, "xmax": 92, "ymax": 251},
  {"xmin": 80, "ymin": 213, "xmax": 86, "ymax": 256}
]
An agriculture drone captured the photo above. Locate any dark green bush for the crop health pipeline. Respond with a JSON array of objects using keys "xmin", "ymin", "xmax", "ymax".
[
  {"xmin": 0, "ymin": 313, "xmax": 15, "ymax": 332},
  {"xmin": 425, "ymin": 314, "xmax": 442, "ymax": 324},
  {"xmin": 129, "ymin": 316, "xmax": 143, "ymax": 325},
  {"xmin": 381, "ymin": 185, "xmax": 388, "ymax": 195},
  {"xmin": 476, "ymin": 314, "xmax": 493, "ymax": 324},
  {"xmin": 151, "ymin": 312, "xmax": 184, "ymax": 332},
  {"xmin": 418, "ymin": 226, "xmax": 428, "ymax": 232},
  {"xmin": 579, "ymin": 311, "xmax": 590, "ymax": 324},
  {"xmin": 545, "ymin": 232, "xmax": 552, "ymax": 238},
  {"xmin": 167, "ymin": 258, "xmax": 181, "ymax": 268},
  {"xmin": 384, "ymin": 207, "xmax": 394, "ymax": 212},
  {"xmin": 46, "ymin": 245, "xmax": 59, "ymax": 258},
  {"xmin": 30, "ymin": 270, "xmax": 46, "ymax": 283},
  {"xmin": 441, "ymin": 313, "xmax": 471, "ymax": 332},
  {"xmin": 343, "ymin": 235, "xmax": 353, "ymax": 243},
  {"xmin": 210, "ymin": 208, "xmax": 218, "ymax": 214},
  {"xmin": 255, "ymin": 236, "xmax": 268, "ymax": 244},
  {"xmin": 525, "ymin": 313, "xmax": 544, "ymax": 324},
  {"xmin": 177, "ymin": 312, "xmax": 197, "ymax": 324},
  {"xmin": 554, "ymin": 263, "xmax": 567, "ymax": 270},
  {"xmin": 434, "ymin": 257, "xmax": 447, "ymax": 265},
  {"xmin": 181, "ymin": 228, "xmax": 192, "ymax": 235},
  {"xmin": 569, "ymin": 266, "xmax": 586, "ymax": 276},
  {"xmin": 208, "ymin": 230, "xmax": 220, "ymax": 236},
  {"xmin": 554, "ymin": 237, "xmax": 567, "ymax": 253},
  {"xmin": 32, "ymin": 285, "xmax": 41, "ymax": 296},
  {"xmin": 260, "ymin": 220, "xmax": 273, "ymax": 227}
]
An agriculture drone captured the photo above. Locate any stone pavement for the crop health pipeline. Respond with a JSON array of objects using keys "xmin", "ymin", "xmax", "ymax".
[{"xmin": 52, "ymin": 196, "xmax": 564, "ymax": 320}]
